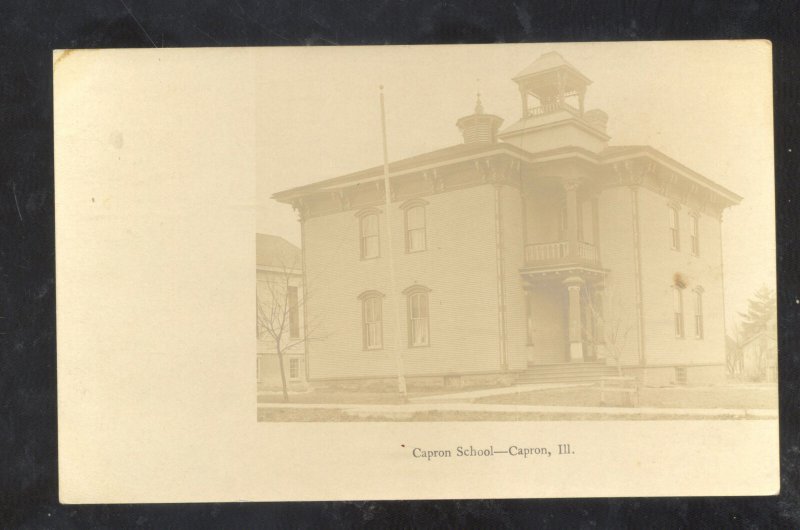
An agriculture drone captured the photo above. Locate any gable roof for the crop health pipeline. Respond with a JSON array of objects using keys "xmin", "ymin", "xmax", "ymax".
[
  {"xmin": 513, "ymin": 51, "xmax": 592, "ymax": 84},
  {"xmin": 256, "ymin": 234, "xmax": 302, "ymax": 269}
]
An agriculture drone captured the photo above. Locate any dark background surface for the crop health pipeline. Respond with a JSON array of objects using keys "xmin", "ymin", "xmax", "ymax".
[{"xmin": 1, "ymin": 1, "xmax": 798, "ymax": 527}]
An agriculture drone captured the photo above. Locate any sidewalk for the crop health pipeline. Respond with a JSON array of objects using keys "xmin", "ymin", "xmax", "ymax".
[
  {"xmin": 408, "ymin": 382, "xmax": 593, "ymax": 403},
  {"xmin": 258, "ymin": 400, "xmax": 777, "ymax": 419}
]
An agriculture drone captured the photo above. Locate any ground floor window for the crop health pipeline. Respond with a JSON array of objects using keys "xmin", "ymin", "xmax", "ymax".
[
  {"xmin": 405, "ymin": 286, "xmax": 431, "ymax": 347},
  {"xmin": 673, "ymin": 285, "xmax": 684, "ymax": 338},
  {"xmin": 289, "ymin": 357, "xmax": 299, "ymax": 379},
  {"xmin": 359, "ymin": 291, "xmax": 385, "ymax": 350},
  {"xmin": 693, "ymin": 289, "xmax": 704, "ymax": 339}
]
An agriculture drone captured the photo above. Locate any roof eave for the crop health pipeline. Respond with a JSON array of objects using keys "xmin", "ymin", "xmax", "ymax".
[
  {"xmin": 272, "ymin": 143, "xmax": 533, "ymax": 202},
  {"xmin": 601, "ymin": 146, "xmax": 743, "ymax": 206}
]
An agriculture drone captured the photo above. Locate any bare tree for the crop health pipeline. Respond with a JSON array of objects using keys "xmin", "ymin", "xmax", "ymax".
[
  {"xmin": 582, "ymin": 283, "xmax": 635, "ymax": 376},
  {"xmin": 725, "ymin": 322, "xmax": 744, "ymax": 378},
  {"xmin": 256, "ymin": 258, "xmax": 319, "ymax": 402}
]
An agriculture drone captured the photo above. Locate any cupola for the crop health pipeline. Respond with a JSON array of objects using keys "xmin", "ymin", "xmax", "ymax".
[
  {"xmin": 455, "ymin": 93, "xmax": 504, "ymax": 144},
  {"xmin": 498, "ymin": 51, "xmax": 610, "ymax": 153}
]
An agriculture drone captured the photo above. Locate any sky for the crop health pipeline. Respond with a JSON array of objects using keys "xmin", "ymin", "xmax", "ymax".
[{"xmin": 254, "ymin": 41, "xmax": 775, "ymax": 329}]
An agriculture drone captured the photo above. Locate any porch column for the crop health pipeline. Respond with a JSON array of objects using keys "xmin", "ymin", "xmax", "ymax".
[
  {"xmin": 563, "ymin": 178, "xmax": 581, "ymax": 258},
  {"xmin": 564, "ymin": 276, "xmax": 584, "ymax": 361}
]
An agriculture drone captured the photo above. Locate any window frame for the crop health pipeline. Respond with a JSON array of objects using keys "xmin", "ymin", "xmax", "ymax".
[
  {"xmin": 689, "ymin": 212, "xmax": 700, "ymax": 256},
  {"xmin": 559, "ymin": 201, "xmax": 568, "ymax": 238},
  {"xmin": 693, "ymin": 287, "xmax": 704, "ymax": 339},
  {"xmin": 668, "ymin": 204, "xmax": 681, "ymax": 251},
  {"xmin": 400, "ymin": 199, "xmax": 429, "ymax": 253},
  {"xmin": 672, "ymin": 285, "xmax": 685, "ymax": 338},
  {"xmin": 288, "ymin": 357, "xmax": 300, "ymax": 379},
  {"xmin": 287, "ymin": 285, "xmax": 300, "ymax": 339},
  {"xmin": 356, "ymin": 208, "xmax": 381, "ymax": 260},
  {"xmin": 403, "ymin": 285, "xmax": 431, "ymax": 348},
  {"xmin": 358, "ymin": 290, "xmax": 385, "ymax": 350}
]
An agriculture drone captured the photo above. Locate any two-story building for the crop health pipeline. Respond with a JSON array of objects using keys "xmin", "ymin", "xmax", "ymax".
[
  {"xmin": 272, "ymin": 52, "xmax": 742, "ymax": 387},
  {"xmin": 256, "ymin": 233, "xmax": 307, "ymax": 391}
]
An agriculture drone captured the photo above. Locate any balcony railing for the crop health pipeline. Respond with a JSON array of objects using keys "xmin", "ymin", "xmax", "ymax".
[
  {"xmin": 525, "ymin": 241, "xmax": 569, "ymax": 262},
  {"xmin": 525, "ymin": 241, "xmax": 599, "ymax": 266},
  {"xmin": 527, "ymin": 101, "xmax": 582, "ymax": 118},
  {"xmin": 576, "ymin": 241, "xmax": 598, "ymax": 262}
]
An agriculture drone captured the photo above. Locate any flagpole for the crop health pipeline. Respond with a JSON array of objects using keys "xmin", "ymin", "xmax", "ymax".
[{"xmin": 380, "ymin": 85, "xmax": 408, "ymax": 399}]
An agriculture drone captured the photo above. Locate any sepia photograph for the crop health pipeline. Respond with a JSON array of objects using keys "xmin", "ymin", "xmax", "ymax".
[
  {"xmin": 254, "ymin": 44, "xmax": 777, "ymax": 423},
  {"xmin": 54, "ymin": 41, "xmax": 779, "ymax": 502}
]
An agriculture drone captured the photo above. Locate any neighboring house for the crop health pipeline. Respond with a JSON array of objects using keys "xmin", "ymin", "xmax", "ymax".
[
  {"xmin": 272, "ymin": 52, "xmax": 742, "ymax": 387},
  {"xmin": 256, "ymin": 234, "xmax": 307, "ymax": 390},
  {"xmin": 741, "ymin": 318, "xmax": 778, "ymax": 383}
]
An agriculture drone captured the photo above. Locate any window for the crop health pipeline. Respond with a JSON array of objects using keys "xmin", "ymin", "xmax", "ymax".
[
  {"xmin": 693, "ymin": 289, "xmax": 704, "ymax": 339},
  {"xmin": 289, "ymin": 358, "xmax": 299, "ymax": 379},
  {"xmin": 404, "ymin": 286, "xmax": 431, "ymax": 347},
  {"xmin": 257, "ymin": 356, "xmax": 264, "ymax": 383},
  {"xmin": 559, "ymin": 202, "xmax": 568, "ymax": 236},
  {"xmin": 405, "ymin": 205, "xmax": 426, "ymax": 252},
  {"xmin": 287, "ymin": 286, "xmax": 300, "ymax": 339},
  {"xmin": 690, "ymin": 214, "xmax": 700, "ymax": 256},
  {"xmin": 360, "ymin": 212, "xmax": 380, "ymax": 259},
  {"xmin": 673, "ymin": 285, "xmax": 684, "ymax": 338},
  {"xmin": 669, "ymin": 205, "xmax": 680, "ymax": 250},
  {"xmin": 360, "ymin": 292, "xmax": 384, "ymax": 350}
]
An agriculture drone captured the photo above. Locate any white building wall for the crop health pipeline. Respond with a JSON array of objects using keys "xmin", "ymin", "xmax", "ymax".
[
  {"xmin": 302, "ymin": 184, "xmax": 502, "ymax": 380},
  {"xmin": 636, "ymin": 186, "xmax": 726, "ymax": 368},
  {"xmin": 596, "ymin": 185, "xmax": 642, "ymax": 366},
  {"xmin": 499, "ymin": 184, "xmax": 529, "ymax": 371},
  {"xmin": 500, "ymin": 117, "xmax": 608, "ymax": 153}
]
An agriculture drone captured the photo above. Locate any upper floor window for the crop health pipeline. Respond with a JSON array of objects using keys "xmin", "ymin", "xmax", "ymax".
[
  {"xmin": 690, "ymin": 214, "xmax": 700, "ymax": 256},
  {"xmin": 401, "ymin": 199, "xmax": 428, "ymax": 253},
  {"xmin": 358, "ymin": 210, "xmax": 380, "ymax": 259},
  {"xmin": 287, "ymin": 285, "xmax": 300, "ymax": 339},
  {"xmin": 693, "ymin": 288, "xmax": 704, "ymax": 339},
  {"xmin": 404, "ymin": 285, "xmax": 431, "ymax": 347},
  {"xmin": 672, "ymin": 285, "xmax": 684, "ymax": 338},
  {"xmin": 668, "ymin": 205, "xmax": 680, "ymax": 250},
  {"xmin": 359, "ymin": 290, "xmax": 384, "ymax": 350}
]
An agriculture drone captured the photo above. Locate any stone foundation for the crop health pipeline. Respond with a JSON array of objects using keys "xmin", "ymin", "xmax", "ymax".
[{"xmin": 625, "ymin": 364, "xmax": 727, "ymax": 387}]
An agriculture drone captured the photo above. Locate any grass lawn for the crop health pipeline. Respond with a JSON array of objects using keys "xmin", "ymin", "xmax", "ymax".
[
  {"xmin": 257, "ymin": 385, "xmax": 497, "ymax": 405},
  {"xmin": 474, "ymin": 384, "xmax": 778, "ymax": 409}
]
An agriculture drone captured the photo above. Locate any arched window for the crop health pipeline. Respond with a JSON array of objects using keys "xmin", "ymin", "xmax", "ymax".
[
  {"xmin": 672, "ymin": 284, "xmax": 684, "ymax": 338},
  {"xmin": 404, "ymin": 285, "xmax": 431, "ymax": 347},
  {"xmin": 358, "ymin": 290, "xmax": 384, "ymax": 350},
  {"xmin": 693, "ymin": 287, "xmax": 704, "ymax": 339},
  {"xmin": 690, "ymin": 213, "xmax": 700, "ymax": 256},
  {"xmin": 668, "ymin": 204, "xmax": 681, "ymax": 251},
  {"xmin": 356, "ymin": 209, "xmax": 380, "ymax": 259},
  {"xmin": 401, "ymin": 200, "xmax": 427, "ymax": 252}
]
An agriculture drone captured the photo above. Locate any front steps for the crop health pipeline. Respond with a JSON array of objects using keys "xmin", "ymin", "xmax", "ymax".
[{"xmin": 516, "ymin": 360, "xmax": 618, "ymax": 385}]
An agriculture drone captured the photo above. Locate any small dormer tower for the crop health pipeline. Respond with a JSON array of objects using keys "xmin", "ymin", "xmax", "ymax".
[
  {"xmin": 455, "ymin": 93, "xmax": 504, "ymax": 144},
  {"xmin": 498, "ymin": 51, "xmax": 610, "ymax": 153}
]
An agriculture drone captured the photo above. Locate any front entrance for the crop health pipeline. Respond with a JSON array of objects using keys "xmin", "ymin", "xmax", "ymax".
[{"xmin": 526, "ymin": 275, "xmax": 602, "ymax": 365}]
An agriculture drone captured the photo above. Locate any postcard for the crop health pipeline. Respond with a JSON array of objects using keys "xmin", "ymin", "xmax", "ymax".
[{"xmin": 55, "ymin": 41, "xmax": 777, "ymax": 503}]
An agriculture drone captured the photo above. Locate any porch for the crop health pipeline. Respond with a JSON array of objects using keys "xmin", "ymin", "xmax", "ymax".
[{"xmin": 523, "ymin": 273, "xmax": 606, "ymax": 365}]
